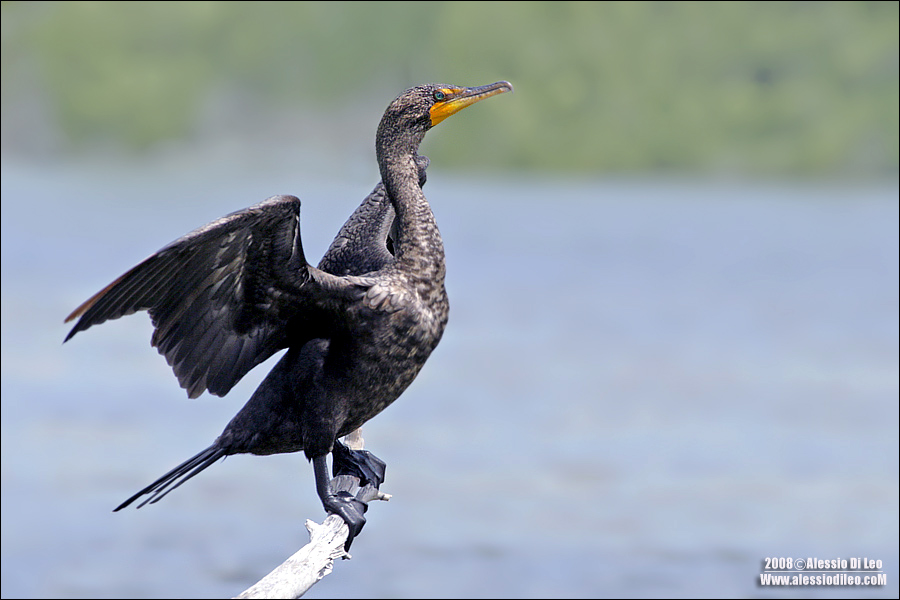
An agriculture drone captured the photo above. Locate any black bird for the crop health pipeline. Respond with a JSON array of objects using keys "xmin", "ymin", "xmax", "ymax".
[{"xmin": 64, "ymin": 81, "xmax": 513, "ymax": 548}]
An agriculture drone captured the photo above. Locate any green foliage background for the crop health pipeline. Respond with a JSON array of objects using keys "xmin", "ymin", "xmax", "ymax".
[{"xmin": 2, "ymin": 1, "xmax": 898, "ymax": 176}]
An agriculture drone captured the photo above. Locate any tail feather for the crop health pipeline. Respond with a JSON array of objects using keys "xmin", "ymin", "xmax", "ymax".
[{"xmin": 114, "ymin": 445, "xmax": 226, "ymax": 511}]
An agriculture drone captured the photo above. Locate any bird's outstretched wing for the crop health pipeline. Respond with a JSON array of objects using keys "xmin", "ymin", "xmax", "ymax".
[{"xmin": 64, "ymin": 194, "xmax": 358, "ymax": 398}]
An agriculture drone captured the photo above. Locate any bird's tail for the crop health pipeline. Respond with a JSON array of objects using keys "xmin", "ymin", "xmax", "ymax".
[{"xmin": 114, "ymin": 445, "xmax": 227, "ymax": 511}]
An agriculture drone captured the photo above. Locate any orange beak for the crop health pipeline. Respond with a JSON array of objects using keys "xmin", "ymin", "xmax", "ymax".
[{"xmin": 429, "ymin": 81, "xmax": 514, "ymax": 127}]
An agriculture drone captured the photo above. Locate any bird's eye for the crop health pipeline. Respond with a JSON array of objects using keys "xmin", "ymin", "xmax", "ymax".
[{"xmin": 433, "ymin": 91, "xmax": 446, "ymax": 101}]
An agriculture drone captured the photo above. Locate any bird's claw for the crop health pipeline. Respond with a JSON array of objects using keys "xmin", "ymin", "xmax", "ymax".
[
  {"xmin": 323, "ymin": 490, "xmax": 368, "ymax": 551},
  {"xmin": 317, "ymin": 443, "xmax": 388, "ymax": 551}
]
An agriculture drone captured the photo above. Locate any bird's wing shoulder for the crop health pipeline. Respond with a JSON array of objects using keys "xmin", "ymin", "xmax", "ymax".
[
  {"xmin": 318, "ymin": 182, "xmax": 395, "ymax": 276},
  {"xmin": 318, "ymin": 154, "xmax": 430, "ymax": 276}
]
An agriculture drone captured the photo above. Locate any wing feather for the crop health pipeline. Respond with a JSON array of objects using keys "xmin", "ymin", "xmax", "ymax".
[{"xmin": 65, "ymin": 195, "xmax": 320, "ymax": 398}]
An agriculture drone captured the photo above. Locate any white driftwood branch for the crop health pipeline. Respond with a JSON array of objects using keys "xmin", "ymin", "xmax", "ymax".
[
  {"xmin": 343, "ymin": 428, "xmax": 365, "ymax": 451},
  {"xmin": 234, "ymin": 430, "xmax": 389, "ymax": 599},
  {"xmin": 234, "ymin": 515, "xmax": 350, "ymax": 599}
]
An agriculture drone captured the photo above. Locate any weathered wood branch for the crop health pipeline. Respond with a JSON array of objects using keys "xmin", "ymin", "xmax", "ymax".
[{"xmin": 234, "ymin": 430, "xmax": 390, "ymax": 599}]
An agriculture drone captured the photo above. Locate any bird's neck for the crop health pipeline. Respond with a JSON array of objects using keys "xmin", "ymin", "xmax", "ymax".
[{"xmin": 378, "ymin": 152, "xmax": 446, "ymax": 283}]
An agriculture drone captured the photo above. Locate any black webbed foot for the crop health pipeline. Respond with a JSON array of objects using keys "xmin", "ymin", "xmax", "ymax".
[
  {"xmin": 312, "ymin": 447, "xmax": 387, "ymax": 552},
  {"xmin": 332, "ymin": 439, "xmax": 386, "ymax": 488},
  {"xmin": 320, "ymin": 489, "xmax": 368, "ymax": 550}
]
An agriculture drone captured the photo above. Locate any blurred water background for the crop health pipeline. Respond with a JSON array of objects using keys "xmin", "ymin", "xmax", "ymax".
[{"xmin": 2, "ymin": 2, "xmax": 898, "ymax": 598}]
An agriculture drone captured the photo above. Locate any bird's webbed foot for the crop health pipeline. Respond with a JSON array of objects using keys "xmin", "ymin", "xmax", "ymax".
[
  {"xmin": 320, "ymin": 485, "xmax": 369, "ymax": 550},
  {"xmin": 331, "ymin": 439, "xmax": 386, "ymax": 488},
  {"xmin": 312, "ymin": 444, "xmax": 387, "ymax": 552}
]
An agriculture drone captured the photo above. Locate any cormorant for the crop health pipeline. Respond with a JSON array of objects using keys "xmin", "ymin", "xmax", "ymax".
[{"xmin": 64, "ymin": 81, "xmax": 513, "ymax": 548}]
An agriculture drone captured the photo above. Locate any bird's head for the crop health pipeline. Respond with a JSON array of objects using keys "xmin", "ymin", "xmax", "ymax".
[{"xmin": 376, "ymin": 81, "xmax": 513, "ymax": 160}]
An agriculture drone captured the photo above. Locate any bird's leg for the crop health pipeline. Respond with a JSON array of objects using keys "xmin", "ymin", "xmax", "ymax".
[{"xmin": 312, "ymin": 454, "xmax": 368, "ymax": 551}]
